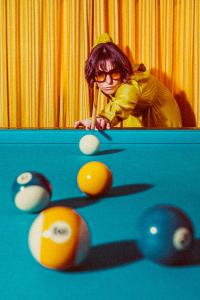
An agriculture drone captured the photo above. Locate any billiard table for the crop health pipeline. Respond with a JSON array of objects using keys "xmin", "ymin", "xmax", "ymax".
[{"xmin": 1, "ymin": 129, "xmax": 200, "ymax": 300}]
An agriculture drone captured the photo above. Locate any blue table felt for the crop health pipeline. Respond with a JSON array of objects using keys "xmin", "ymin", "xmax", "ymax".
[{"xmin": 0, "ymin": 129, "xmax": 200, "ymax": 300}]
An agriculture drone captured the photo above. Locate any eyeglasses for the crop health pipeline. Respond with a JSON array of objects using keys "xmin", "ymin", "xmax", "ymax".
[{"xmin": 94, "ymin": 69, "xmax": 121, "ymax": 82}]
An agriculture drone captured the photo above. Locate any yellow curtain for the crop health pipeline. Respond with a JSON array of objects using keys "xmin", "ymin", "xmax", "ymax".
[{"xmin": 0, "ymin": 0, "xmax": 199, "ymax": 128}]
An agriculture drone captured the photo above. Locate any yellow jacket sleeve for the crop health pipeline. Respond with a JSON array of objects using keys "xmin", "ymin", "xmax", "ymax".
[{"xmin": 99, "ymin": 82, "xmax": 139, "ymax": 126}]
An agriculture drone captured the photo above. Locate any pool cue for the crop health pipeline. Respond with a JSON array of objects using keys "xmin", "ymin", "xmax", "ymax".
[{"xmin": 91, "ymin": 84, "xmax": 99, "ymax": 129}]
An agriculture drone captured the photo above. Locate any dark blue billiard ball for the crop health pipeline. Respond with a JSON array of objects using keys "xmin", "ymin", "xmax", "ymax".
[
  {"xmin": 12, "ymin": 171, "xmax": 52, "ymax": 213},
  {"xmin": 137, "ymin": 205, "xmax": 194, "ymax": 265}
]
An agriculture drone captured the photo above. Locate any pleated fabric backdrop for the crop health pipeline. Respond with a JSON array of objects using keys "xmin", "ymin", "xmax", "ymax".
[{"xmin": 0, "ymin": 0, "xmax": 199, "ymax": 128}]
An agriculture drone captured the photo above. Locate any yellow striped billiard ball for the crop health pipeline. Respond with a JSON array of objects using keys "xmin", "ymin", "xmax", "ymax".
[
  {"xmin": 77, "ymin": 161, "xmax": 112, "ymax": 197},
  {"xmin": 28, "ymin": 206, "xmax": 90, "ymax": 270}
]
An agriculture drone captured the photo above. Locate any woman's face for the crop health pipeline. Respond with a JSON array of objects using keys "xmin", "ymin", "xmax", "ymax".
[{"xmin": 95, "ymin": 60, "xmax": 122, "ymax": 95}]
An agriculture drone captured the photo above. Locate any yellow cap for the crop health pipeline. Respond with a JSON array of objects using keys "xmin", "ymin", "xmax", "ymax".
[{"xmin": 93, "ymin": 33, "xmax": 113, "ymax": 47}]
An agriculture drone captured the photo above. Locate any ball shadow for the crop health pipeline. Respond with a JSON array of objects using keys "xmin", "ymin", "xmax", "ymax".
[
  {"xmin": 70, "ymin": 240, "xmax": 143, "ymax": 272},
  {"xmin": 169, "ymin": 239, "xmax": 200, "ymax": 267},
  {"xmin": 48, "ymin": 195, "xmax": 100, "ymax": 209},
  {"xmin": 107, "ymin": 183, "xmax": 153, "ymax": 197},
  {"xmin": 95, "ymin": 149, "xmax": 124, "ymax": 156},
  {"xmin": 49, "ymin": 183, "xmax": 153, "ymax": 209}
]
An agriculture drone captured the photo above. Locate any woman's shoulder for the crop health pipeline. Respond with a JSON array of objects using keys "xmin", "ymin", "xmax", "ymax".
[
  {"xmin": 115, "ymin": 80, "xmax": 139, "ymax": 98},
  {"xmin": 114, "ymin": 70, "xmax": 162, "ymax": 98},
  {"xmin": 116, "ymin": 71, "xmax": 150, "ymax": 93}
]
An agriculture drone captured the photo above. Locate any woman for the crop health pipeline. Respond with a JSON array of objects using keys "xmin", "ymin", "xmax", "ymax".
[{"xmin": 75, "ymin": 33, "xmax": 182, "ymax": 130}]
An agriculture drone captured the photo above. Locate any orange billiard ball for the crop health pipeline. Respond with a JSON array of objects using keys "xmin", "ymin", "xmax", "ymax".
[
  {"xmin": 77, "ymin": 161, "xmax": 112, "ymax": 197},
  {"xmin": 28, "ymin": 206, "xmax": 90, "ymax": 270}
]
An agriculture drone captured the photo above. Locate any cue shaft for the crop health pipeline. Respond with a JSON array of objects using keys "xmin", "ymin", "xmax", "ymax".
[{"xmin": 91, "ymin": 84, "xmax": 99, "ymax": 129}]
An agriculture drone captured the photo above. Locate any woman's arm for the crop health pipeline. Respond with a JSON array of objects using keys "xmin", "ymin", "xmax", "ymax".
[{"xmin": 99, "ymin": 83, "xmax": 139, "ymax": 126}]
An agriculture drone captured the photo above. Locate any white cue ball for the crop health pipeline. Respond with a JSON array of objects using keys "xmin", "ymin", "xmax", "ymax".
[{"xmin": 79, "ymin": 134, "xmax": 100, "ymax": 155}]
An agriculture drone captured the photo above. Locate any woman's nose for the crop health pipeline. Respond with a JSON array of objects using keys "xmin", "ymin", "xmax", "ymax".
[{"xmin": 105, "ymin": 74, "xmax": 112, "ymax": 84}]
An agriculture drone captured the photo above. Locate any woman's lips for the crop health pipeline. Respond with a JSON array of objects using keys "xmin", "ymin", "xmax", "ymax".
[{"xmin": 105, "ymin": 87, "xmax": 114, "ymax": 90}]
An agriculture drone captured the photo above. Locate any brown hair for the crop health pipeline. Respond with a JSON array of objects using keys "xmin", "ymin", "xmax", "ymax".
[{"xmin": 85, "ymin": 42, "xmax": 133, "ymax": 87}]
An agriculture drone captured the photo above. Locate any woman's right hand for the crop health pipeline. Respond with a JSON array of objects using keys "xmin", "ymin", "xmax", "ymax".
[{"xmin": 74, "ymin": 118, "xmax": 93, "ymax": 130}]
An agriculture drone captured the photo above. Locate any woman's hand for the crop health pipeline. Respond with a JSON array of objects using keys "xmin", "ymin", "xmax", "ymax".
[{"xmin": 74, "ymin": 117, "xmax": 111, "ymax": 130}]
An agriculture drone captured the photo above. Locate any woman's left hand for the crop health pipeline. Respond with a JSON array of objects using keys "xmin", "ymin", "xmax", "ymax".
[{"xmin": 74, "ymin": 117, "xmax": 111, "ymax": 130}]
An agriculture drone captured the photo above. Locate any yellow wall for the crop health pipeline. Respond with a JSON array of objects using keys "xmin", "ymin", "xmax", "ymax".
[{"xmin": 0, "ymin": 0, "xmax": 199, "ymax": 128}]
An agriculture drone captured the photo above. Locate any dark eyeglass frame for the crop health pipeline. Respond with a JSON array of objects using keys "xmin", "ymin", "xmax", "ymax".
[{"xmin": 94, "ymin": 69, "xmax": 122, "ymax": 83}]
